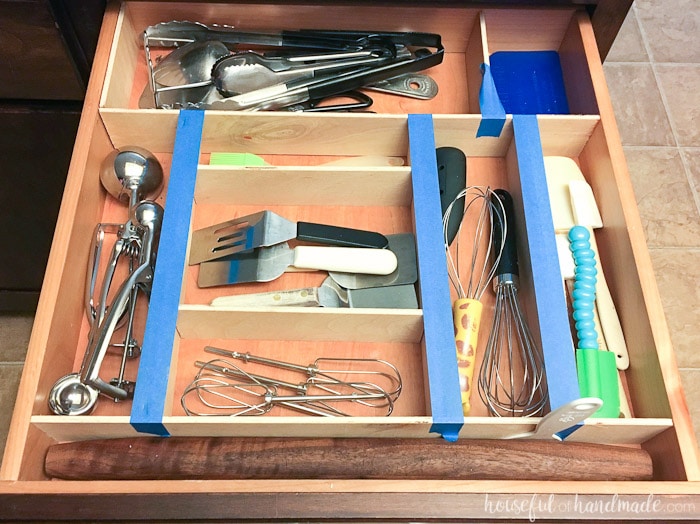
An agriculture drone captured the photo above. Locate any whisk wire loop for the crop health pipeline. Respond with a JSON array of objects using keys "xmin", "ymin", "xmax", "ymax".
[
  {"xmin": 181, "ymin": 349, "xmax": 401, "ymax": 417},
  {"xmin": 443, "ymin": 186, "xmax": 508, "ymax": 415},
  {"xmin": 204, "ymin": 347, "xmax": 402, "ymax": 401},
  {"xmin": 443, "ymin": 186, "xmax": 507, "ymax": 301},
  {"xmin": 477, "ymin": 189, "xmax": 548, "ymax": 418}
]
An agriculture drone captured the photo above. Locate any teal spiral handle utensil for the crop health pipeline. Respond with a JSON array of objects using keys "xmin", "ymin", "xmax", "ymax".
[
  {"xmin": 568, "ymin": 226, "xmax": 620, "ymax": 418},
  {"xmin": 569, "ymin": 226, "xmax": 598, "ymax": 350}
]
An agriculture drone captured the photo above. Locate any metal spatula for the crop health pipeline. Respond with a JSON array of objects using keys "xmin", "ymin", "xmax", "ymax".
[
  {"xmin": 197, "ymin": 243, "xmax": 397, "ymax": 287},
  {"xmin": 189, "ymin": 210, "xmax": 388, "ymax": 265},
  {"xmin": 329, "ymin": 233, "xmax": 417, "ymax": 289}
]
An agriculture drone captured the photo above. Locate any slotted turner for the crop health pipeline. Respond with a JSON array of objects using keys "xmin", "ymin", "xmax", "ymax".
[
  {"xmin": 189, "ymin": 210, "xmax": 388, "ymax": 265},
  {"xmin": 198, "ymin": 243, "xmax": 398, "ymax": 287}
]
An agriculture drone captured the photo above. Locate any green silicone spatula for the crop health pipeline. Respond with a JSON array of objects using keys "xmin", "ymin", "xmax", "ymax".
[
  {"xmin": 544, "ymin": 156, "xmax": 630, "ymax": 371},
  {"xmin": 569, "ymin": 226, "xmax": 620, "ymax": 418}
]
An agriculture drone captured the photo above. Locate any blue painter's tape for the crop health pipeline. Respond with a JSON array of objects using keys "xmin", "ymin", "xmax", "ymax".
[
  {"xmin": 130, "ymin": 109, "xmax": 205, "ymax": 436},
  {"xmin": 245, "ymin": 226, "xmax": 255, "ymax": 250},
  {"xmin": 511, "ymin": 114, "xmax": 580, "ymax": 411},
  {"xmin": 407, "ymin": 114, "xmax": 464, "ymax": 441},
  {"xmin": 477, "ymin": 63, "xmax": 506, "ymax": 138},
  {"xmin": 227, "ymin": 257, "xmax": 242, "ymax": 284},
  {"xmin": 555, "ymin": 423, "xmax": 583, "ymax": 441},
  {"xmin": 490, "ymin": 51, "xmax": 570, "ymax": 115}
]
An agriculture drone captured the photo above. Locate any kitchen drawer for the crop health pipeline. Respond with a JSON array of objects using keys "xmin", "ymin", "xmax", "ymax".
[{"xmin": 2, "ymin": 1, "xmax": 699, "ymax": 520}]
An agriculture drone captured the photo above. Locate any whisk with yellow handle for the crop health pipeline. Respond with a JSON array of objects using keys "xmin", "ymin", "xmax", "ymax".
[{"xmin": 443, "ymin": 186, "xmax": 506, "ymax": 415}]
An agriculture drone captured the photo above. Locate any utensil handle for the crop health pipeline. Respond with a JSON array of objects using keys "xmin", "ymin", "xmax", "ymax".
[
  {"xmin": 306, "ymin": 41, "xmax": 443, "ymax": 101},
  {"xmin": 492, "ymin": 189, "xmax": 519, "ymax": 277},
  {"xmin": 587, "ymin": 231, "xmax": 630, "ymax": 370},
  {"xmin": 437, "ymin": 147, "xmax": 467, "ymax": 246},
  {"xmin": 566, "ymin": 176, "xmax": 629, "ymax": 369},
  {"xmin": 453, "ymin": 297, "xmax": 482, "ymax": 416},
  {"xmin": 211, "ymin": 288, "xmax": 321, "ymax": 307},
  {"xmin": 205, "ymin": 29, "xmax": 365, "ymax": 51},
  {"xmin": 292, "ymin": 246, "xmax": 397, "ymax": 275},
  {"xmin": 569, "ymin": 226, "xmax": 621, "ymax": 418},
  {"xmin": 44, "ymin": 437, "xmax": 653, "ymax": 481},
  {"xmin": 297, "ymin": 222, "xmax": 388, "ymax": 249}
]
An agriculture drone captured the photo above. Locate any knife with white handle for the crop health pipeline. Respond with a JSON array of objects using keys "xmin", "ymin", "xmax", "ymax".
[{"xmin": 211, "ymin": 288, "xmax": 328, "ymax": 307}]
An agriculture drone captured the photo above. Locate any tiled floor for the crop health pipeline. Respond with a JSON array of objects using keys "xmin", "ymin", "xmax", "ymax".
[
  {"xmin": 604, "ymin": 0, "xmax": 700, "ymax": 442},
  {"xmin": 0, "ymin": 1, "xmax": 698, "ymax": 464}
]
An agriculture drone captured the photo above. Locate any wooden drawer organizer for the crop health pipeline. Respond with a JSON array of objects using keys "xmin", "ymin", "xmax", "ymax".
[{"xmin": 2, "ymin": 1, "xmax": 699, "ymax": 520}]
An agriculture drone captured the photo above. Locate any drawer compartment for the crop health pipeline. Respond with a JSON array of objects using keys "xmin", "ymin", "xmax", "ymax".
[
  {"xmin": 2, "ymin": 0, "xmax": 698, "ymax": 518},
  {"xmin": 98, "ymin": 3, "xmax": 598, "ymax": 127},
  {"xmin": 19, "ymin": 110, "xmax": 680, "ymax": 456}
]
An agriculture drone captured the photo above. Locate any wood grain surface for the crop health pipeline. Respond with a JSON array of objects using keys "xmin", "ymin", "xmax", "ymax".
[{"xmin": 45, "ymin": 436, "xmax": 654, "ymax": 481}]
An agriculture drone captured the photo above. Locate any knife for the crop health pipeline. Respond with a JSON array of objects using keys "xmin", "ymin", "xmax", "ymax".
[{"xmin": 210, "ymin": 276, "xmax": 418, "ymax": 308}]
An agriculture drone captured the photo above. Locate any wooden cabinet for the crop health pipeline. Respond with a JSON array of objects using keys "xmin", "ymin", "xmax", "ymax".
[
  {"xmin": 0, "ymin": 1, "xmax": 84, "ymax": 100},
  {"xmin": 0, "ymin": 104, "xmax": 80, "ymax": 311},
  {"xmin": 1, "ymin": 1, "xmax": 698, "ymax": 520},
  {"xmin": 0, "ymin": 0, "xmax": 104, "ymax": 311}
]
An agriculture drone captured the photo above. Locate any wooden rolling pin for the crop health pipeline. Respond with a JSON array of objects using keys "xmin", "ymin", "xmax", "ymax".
[{"xmin": 45, "ymin": 437, "xmax": 653, "ymax": 481}]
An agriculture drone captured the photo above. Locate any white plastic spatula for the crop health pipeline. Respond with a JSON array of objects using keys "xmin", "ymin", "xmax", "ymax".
[
  {"xmin": 544, "ymin": 156, "xmax": 630, "ymax": 371},
  {"xmin": 567, "ymin": 174, "xmax": 630, "ymax": 372},
  {"xmin": 569, "ymin": 179, "xmax": 603, "ymax": 229}
]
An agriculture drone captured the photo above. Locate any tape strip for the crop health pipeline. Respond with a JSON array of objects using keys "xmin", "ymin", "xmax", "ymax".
[
  {"xmin": 130, "ymin": 109, "xmax": 205, "ymax": 435},
  {"xmin": 476, "ymin": 63, "xmax": 506, "ymax": 138},
  {"xmin": 407, "ymin": 113, "xmax": 464, "ymax": 441},
  {"xmin": 511, "ymin": 114, "xmax": 580, "ymax": 411}
]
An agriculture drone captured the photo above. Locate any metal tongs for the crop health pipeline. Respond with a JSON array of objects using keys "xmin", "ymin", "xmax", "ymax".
[
  {"xmin": 145, "ymin": 21, "xmax": 396, "ymax": 52},
  {"xmin": 143, "ymin": 21, "xmax": 443, "ymax": 110}
]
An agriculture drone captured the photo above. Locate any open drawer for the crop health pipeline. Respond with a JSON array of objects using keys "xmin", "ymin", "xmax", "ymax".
[{"xmin": 2, "ymin": 1, "xmax": 699, "ymax": 521}]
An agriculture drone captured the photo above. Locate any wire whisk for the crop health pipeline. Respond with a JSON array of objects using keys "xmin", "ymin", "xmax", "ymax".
[
  {"xmin": 443, "ymin": 186, "xmax": 506, "ymax": 415},
  {"xmin": 478, "ymin": 189, "xmax": 548, "ymax": 417},
  {"xmin": 181, "ymin": 347, "xmax": 402, "ymax": 417}
]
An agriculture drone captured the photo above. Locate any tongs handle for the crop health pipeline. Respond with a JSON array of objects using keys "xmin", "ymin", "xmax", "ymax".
[
  {"xmin": 272, "ymin": 31, "xmax": 383, "ymax": 52},
  {"xmin": 216, "ymin": 40, "xmax": 443, "ymax": 111},
  {"xmin": 146, "ymin": 21, "xmax": 389, "ymax": 52},
  {"xmin": 284, "ymin": 90, "xmax": 373, "ymax": 112},
  {"xmin": 296, "ymin": 29, "xmax": 443, "ymax": 48},
  {"xmin": 306, "ymin": 33, "xmax": 443, "ymax": 100}
]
